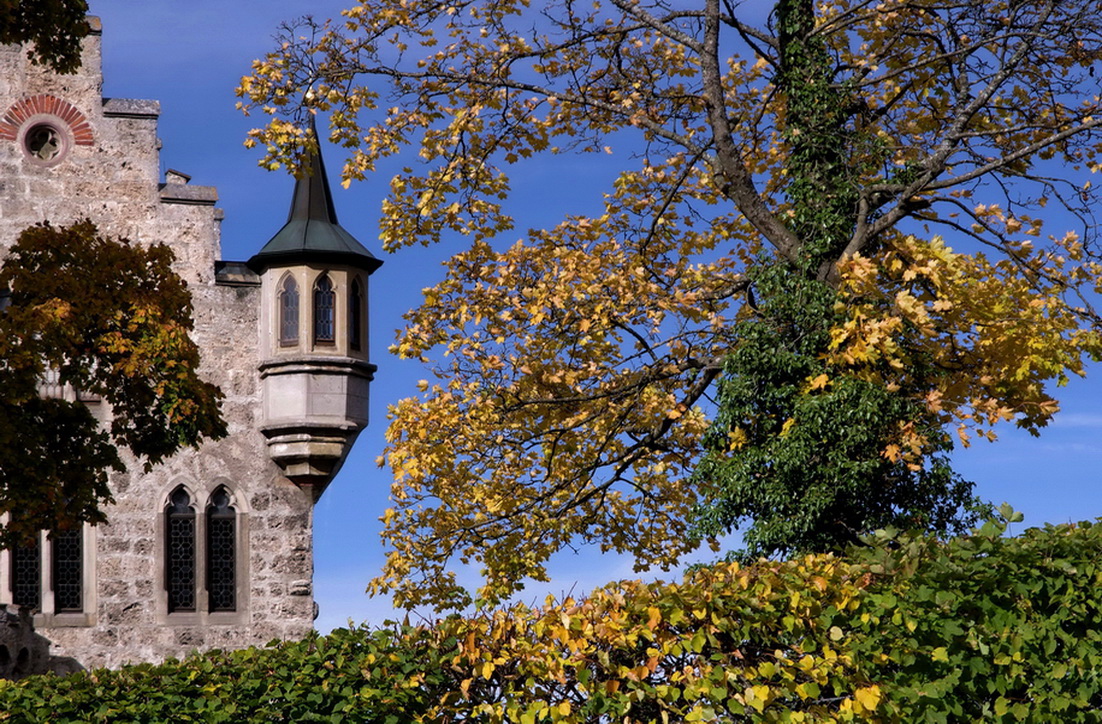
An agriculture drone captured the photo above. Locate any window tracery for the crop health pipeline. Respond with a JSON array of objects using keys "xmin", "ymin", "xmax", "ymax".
[
  {"xmin": 279, "ymin": 274, "xmax": 299, "ymax": 346},
  {"xmin": 313, "ymin": 273, "xmax": 335, "ymax": 344},
  {"xmin": 11, "ymin": 536, "xmax": 40, "ymax": 610},
  {"xmin": 52, "ymin": 529, "xmax": 82, "ymax": 613},
  {"xmin": 206, "ymin": 488, "xmax": 236, "ymax": 612},
  {"xmin": 165, "ymin": 487, "xmax": 196, "ymax": 613}
]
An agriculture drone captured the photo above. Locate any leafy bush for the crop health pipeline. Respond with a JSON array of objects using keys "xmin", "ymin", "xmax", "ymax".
[
  {"xmin": 4, "ymin": 512, "xmax": 1102, "ymax": 722},
  {"xmin": 842, "ymin": 510, "xmax": 1102, "ymax": 721},
  {"xmin": 0, "ymin": 625, "xmax": 449, "ymax": 723}
]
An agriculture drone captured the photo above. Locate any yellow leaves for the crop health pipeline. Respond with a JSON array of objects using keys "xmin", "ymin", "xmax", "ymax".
[
  {"xmin": 236, "ymin": 0, "xmax": 1102, "ymax": 621},
  {"xmin": 831, "ymin": 233, "xmax": 1101, "ymax": 446},
  {"xmin": 370, "ymin": 184, "xmax": 747, "ymax": 606},
  {"xmin": 36, "ymin": 297, "xmax": 73, "ymax": 323},
  {"xmin": 727, "ymin": 427, "xmax": 748, "ymax": 452},
  {"xmin": 410, "ymin": 554, "xmax": 872, "ymax": 722},
  {"xmin": 851, "ymin": 685, "xmax": 882, "ymax": 714},
  {"xmin": 745, "ymin": 683, "xmax": 773, "ymax": 712}
]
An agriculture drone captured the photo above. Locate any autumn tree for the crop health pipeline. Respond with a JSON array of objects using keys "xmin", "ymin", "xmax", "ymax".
[
  {"xmin": 240, "ymin": 0, "xmax": 1102, "ymax": 608},
  {"xmin": 0, "ymin": 0, "xmax": 90, "ymax": 73},
  {"xmin": 0, "ymin": 221, "xmax": 226, "ymax": 546}
]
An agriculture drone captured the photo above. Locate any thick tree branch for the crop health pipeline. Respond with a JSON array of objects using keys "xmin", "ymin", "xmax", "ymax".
[{"xmin": 702, "ymin": 0, "xmax": 801, "ymax": 261}]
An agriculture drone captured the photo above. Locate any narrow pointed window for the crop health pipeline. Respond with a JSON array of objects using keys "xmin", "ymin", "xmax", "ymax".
[
  {"xmin": 313, "ymin": 274, "xmax": 335, "ymax": 344},
  {"xmin": 349, "ymin": 277, "xmax": 363, "ymax": 352},
  {"xmin": 52, "ymin": 528, "xmax": 82, "ymax": 613},
  {"xmin": 165, "ymin": 488, "xmax": 196, "ymax": 613},
  {"xmin": 279, "ymin": 275, "xmax": 299, "ymax": 347},
  {"xmin": 206, "ymin": 488, "xmax": 236, "ymax": 612}
]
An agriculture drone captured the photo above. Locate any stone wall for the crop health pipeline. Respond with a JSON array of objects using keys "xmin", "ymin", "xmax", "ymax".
[
  {"xmin": 0, "ymin": 606, "xmax": 50, "ymax": 680},
  {"xmin": 0, "ymin": 20, "xmax": 317, "ymax": 669}
]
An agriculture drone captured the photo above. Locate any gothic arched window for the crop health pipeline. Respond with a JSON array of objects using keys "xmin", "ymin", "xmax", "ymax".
[
  {"xmin": 349, "ymin": 277, "xmax": 363, "ymax": 352},
  {"xmin": 206, "ymin": 488, "xmax": 236, "ymax": 612},
  {"xmin": 279, "ymin": 274, "xmax": 299, "ymax": 347},
  {"xmin": 165, "ymin": 488, "xmax": 196, "ymax": 613},
  {"xmin": 313, "ymin": 274, "xmax": 335, "ymax": 344}
]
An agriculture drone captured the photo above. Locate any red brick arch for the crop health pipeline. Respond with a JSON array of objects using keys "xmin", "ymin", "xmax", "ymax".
[{"xmin": 0, "ymin": 94, "xmax": 93, "ymax": 145}]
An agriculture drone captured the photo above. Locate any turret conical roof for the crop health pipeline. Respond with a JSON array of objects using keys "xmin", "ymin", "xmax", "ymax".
[{"xmin": 247, "ymin": 121, "xmax": 382, "ymax": 274}]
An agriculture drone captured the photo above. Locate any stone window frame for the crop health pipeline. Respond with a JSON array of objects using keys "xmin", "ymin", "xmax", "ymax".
[
  {"xmin": 205, "ymin": 486, "xmax": 237, "ymax": 613},
  {"xmin": 349, "ymin": 275, "xmax": 365, "ymax": 352},
  {"xmin": 0, "ymin": 369, "xmax": 102, "ymax": 627},
  {"xmin": 312, "ymin": 273, "xmax": 336, "ymax": 346},
  {"xmin": 0, "ymin": 521, "xmax": 98, "ymax": 628},
  {"xmin": 278, "ymin": 273, "xmax": 300, "ymax": 347},
  {"xmin": 0, "ymin": 95, "xmax": 94, "ymax": 169},
  {"xmin": 154, "ymin": 480, "xmax": 249, "ymax": 627},
  {"xmin": 164, "ymin": 487, "xmax": 197, "ymax": 613},
  {"xmin": 21, "ymin": 119, "xmax": 68, "ymax": 165},
  {"xmin": 268, "ymin": 266, "xmax": 368, "ymax": 357}
]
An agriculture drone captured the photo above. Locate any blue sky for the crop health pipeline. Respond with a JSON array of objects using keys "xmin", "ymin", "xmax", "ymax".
[{"xmin": 85, "ymin": 1, "xmax": 1102, "ymax": 632}]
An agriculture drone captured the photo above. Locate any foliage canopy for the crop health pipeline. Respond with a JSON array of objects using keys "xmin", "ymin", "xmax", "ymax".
[
  {"xmin": 0, "ymin": 221, "xmax": 226, "ymax": 546},
  {"xmin": 0, "ymin": 0, "xmax": 90, "ymax": 73},
  {"xmin": 240, "ymin": 0, "xmax": 1102, "ymax": 607}
]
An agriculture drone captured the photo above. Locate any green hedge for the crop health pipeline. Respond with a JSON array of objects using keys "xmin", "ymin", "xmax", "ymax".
[
  {"xmin": 0, "ymin": 625, "xmax": 449, "ymax": 723},
  {"xmin": 3, "ymin": 512, "xmax": 1102, "ymax": 722},
  {"xmin": 842, "ymin": 512, "xmax": 1102, "ymax": 721}
]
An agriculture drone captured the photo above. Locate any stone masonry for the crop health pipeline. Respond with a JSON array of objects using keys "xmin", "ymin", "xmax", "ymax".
[{"xmin": 0, "ymin": 19, "xmax": 345, "ymax": 669}]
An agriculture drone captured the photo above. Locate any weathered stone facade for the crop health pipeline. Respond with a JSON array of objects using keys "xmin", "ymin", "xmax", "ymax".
[
  {"xmin": 0, "ymin": 20, "xmax": 373, "ymax": 670},
  {"xmin": 0, "ymin": 605, "xmax": 50, "ymax": 679}
]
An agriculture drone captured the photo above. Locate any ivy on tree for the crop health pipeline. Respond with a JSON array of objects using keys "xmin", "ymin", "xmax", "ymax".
[
  {"xmin": 240, "ymin": 0, "xmax": 1102, "ymax": 608},
  {"xmin": 690, "ymin": 0, "xmax": 990, "ymax": 559},
  {"xmin": 0, "ymin": 221, "xmax": 226, "ymax": 547}
]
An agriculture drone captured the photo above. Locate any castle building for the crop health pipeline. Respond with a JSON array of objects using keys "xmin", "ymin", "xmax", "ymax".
[{"xmin": 0, "ymin": 18, "xmax": 379, "ymax": 669}]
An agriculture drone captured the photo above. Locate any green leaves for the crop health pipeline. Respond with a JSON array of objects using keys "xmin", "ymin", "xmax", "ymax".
[
  {"xmin": 0, "ymin": 0, "xmax": 90, "ymax": 74},
  {"xmin": 8, "ymin": 519, "xmax": 1102, "ymax": 721},
  {"xmin": 240, "ymin": 0, "xmax": 1102, "ymax": 609},
  {"xmin": 0, "ymin": 626, "xmax": 445, "ymax": 723},
  {"xmin": 0, "ymin": 221, "xmax": 226, "ymax": 546},
  {"xmin": 693, "ymin": 259, "xmax": 989, "ymax": 559},
  {"xmin": 840, "ymin": 518, "xmax": 1102, "ymax": 721}
]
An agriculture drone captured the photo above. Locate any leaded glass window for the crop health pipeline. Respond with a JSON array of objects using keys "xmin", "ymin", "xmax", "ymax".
[
  {"xmin": 165, "ymin": 488, "xmax": 196, "ymax": 612},
  {"xmin": 52, "ymin": 529, "xmax": 82, "ymax": 612},
  {"xmin": 349, "ymin": 277, "xmax": 363, "ymax": 351},
  {"xmin": 279, "ymin": 275, "xmax": 299, "ymax": 346},
  {"xmin": 11, "ymin": 536, "xmax": 40, "ymax": 610},
  {"xmin": 206, "ymin": 488, "xmax": 236, "ymax": 612},
  {"xmin": 314, "ymin": 274, "xmax": 335, "ymax": 344}
]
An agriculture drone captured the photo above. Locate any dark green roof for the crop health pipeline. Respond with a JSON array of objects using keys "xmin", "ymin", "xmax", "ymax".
[{"xmin": 247, "ymin": 125, "xmax": 382, "ymax": 275}]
